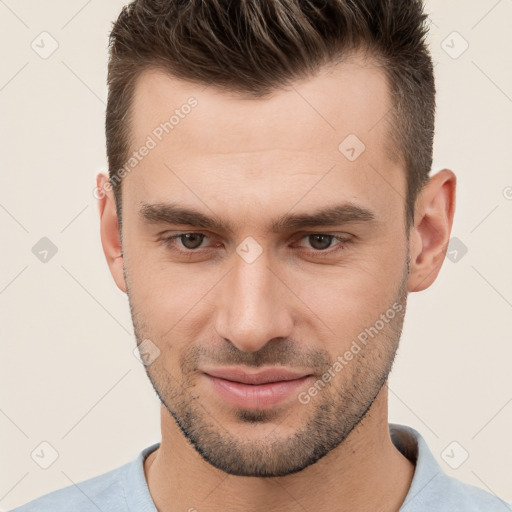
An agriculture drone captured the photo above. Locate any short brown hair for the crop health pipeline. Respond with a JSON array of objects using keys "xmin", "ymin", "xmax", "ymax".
[{"xmin": 106, "ymin": 0, "xmax": 435, "ymax": 230}]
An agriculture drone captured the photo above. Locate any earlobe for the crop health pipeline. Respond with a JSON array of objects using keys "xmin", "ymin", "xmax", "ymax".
[
  {"xmin": 96, "ymin": 172, "xmax": 127, "ymax": 294},
  {"xmin": 407, "ymin": 169, "xmax": 456, "ymax": 292}
]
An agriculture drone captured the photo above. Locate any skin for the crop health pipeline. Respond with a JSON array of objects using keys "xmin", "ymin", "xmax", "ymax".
[{"xmin": 97, "ymin": 52, "xmax": 456, "ymax": 511}]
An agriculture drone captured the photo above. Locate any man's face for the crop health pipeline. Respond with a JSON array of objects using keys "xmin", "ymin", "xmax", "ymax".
[{"xmin": 120, "ymin": 55, "xmax": 411, "ymax": 477}]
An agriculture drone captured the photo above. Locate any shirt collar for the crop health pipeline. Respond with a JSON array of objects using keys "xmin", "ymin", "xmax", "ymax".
[
  {"xmin": 390, "ymin": 423, "xmax": 450, "ymax": 510},
  {"xmin": 126, "ymin": 424, "xmax": 481, "ymax": 511}
]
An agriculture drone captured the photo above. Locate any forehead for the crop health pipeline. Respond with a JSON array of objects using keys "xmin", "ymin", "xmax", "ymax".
[
  {"xmin": 123, "ymin": 54, "xmax": 405, "ymax": 226},
  {"xmin": 130, "ymin": 55, "xmax": 395, "ymax": 153}
]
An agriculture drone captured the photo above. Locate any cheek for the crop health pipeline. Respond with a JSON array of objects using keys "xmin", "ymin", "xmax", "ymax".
[
  {"xmin": 125, "ymin": 221, "xmax": 407, "ymax": 345},
  {"xmin": 293, "ymin": 251, "xmax": 406, "ymax": 337},
  {"xmin": 125, "ymin": 246, "xmax": 222, "ymax": 333}
]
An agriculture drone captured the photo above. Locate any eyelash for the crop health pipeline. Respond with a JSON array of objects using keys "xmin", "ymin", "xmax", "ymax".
[{"xmin": 159, "ymin": 232, "xmax": 352, "ymax": 258}]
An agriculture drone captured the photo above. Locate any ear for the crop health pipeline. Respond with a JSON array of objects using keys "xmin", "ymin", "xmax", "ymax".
[
  {"xmin": 96, "ymin": 172, "xmax": 127, "ymax": 293},
  {"xmin": 407, "ymin": 169, "xmax": 456, "ymax": 292}
]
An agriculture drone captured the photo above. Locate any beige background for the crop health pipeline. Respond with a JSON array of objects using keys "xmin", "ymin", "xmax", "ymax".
[{"xmin": 1, "ymin": 0, "xmax": 511, "ymax": 509}]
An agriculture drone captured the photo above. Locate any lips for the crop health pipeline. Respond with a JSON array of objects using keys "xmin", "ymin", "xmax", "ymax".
[
  {"xmin": 202, "ymin": 367, "xmax": 314, "ymax": 410},
  {"xmin": 203, "ymin": 367, "xmax": 310, "ymax": 385}
]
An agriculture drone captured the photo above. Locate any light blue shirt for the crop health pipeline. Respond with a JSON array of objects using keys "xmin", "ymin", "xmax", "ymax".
[{"xmin": 9, "ymin": 424, "xmax": 511, "ymax": 511}]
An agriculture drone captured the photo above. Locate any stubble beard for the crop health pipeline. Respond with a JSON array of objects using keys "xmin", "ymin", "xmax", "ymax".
[{"xmin": 127, "ymin": 257, "xmax": 410, "ymax": 477}]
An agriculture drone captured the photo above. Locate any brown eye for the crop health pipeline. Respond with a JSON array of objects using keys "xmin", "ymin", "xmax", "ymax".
[
  {"xmin": 295, "ymin": 233, "xmax": 352, "ymax": 258},
  {"xmin": 306, "ymin": 234, "xmax": 335, "ymax": 250},
  {"xmin": 161, "ymin": 233, "xmax": 209, "ymax": 251},
  {"xmin": 177, "ymin": 233, "xmax": 205, "ymax": 249}
]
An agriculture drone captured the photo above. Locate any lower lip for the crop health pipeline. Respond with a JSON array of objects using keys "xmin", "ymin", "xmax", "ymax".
[{"xmin": 204, "ymin": 374, "xmax": 313, "ymax": 410}]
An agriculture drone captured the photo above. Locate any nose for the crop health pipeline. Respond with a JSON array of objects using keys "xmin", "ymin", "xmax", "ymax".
[{"xmin": 214, "ymin": 250, "xmax": 294, "ymax": 353}]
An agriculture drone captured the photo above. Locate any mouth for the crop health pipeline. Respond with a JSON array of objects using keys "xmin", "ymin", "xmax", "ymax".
[{"xmin": 202, "ymin": 367, "xmax": 314, "ymax": 410}]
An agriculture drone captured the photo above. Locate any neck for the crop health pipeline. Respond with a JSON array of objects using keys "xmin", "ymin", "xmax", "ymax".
[{"xmin": 144, "ymin": 385, "xmax": 414, "ymax": 512}]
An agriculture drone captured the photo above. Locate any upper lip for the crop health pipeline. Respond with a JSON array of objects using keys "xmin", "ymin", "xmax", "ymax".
[{"xmin": 203, "ymin": 367, "xmax": 311, "ymax": 385}]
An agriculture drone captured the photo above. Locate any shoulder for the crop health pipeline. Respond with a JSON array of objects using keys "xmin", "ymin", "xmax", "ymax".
[
  {"xmin": 7, "ymin": 443, "xmax": 159, "ymax": 512},
  {"xmin": 8, "ymin": 463, "xmax": 128, "ymax": 512},
  {"xmin": 425, "ymin": 472, "xmax": 512, "ymax": 511},
  {"xmin": 390, "ymin": 423, "xmax": 512, "ymax": 512},
  {"xmin": 402, "ymin": 470, "xmax": 512, "ymax": 511}
]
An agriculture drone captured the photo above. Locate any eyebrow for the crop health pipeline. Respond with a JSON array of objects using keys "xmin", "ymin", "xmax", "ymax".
[{"xmin": 139, "ymin": 201, "xmax": 376, "ymax": 233}]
